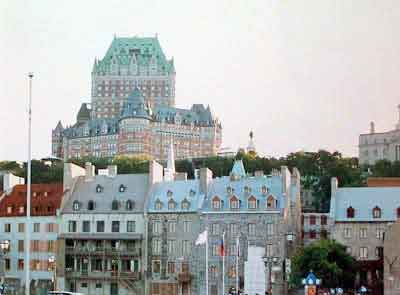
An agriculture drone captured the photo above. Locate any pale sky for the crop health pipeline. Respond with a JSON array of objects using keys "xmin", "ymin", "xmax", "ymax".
[{"xmin": 1, "ymin": 0, "xmax": 400, "ymax": 161}]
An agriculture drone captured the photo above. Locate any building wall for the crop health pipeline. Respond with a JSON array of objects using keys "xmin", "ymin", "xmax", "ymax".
[
  {"xmin": 0, "ymin": 216, "xmax": 58, "ymax": 290},
  {"xmin": 301, "ymin": 213, "xmax": 331, "ymax": 245},
  {"xmin": 384, "ymin": 220, "xmax": 400, "ymax": 295}
]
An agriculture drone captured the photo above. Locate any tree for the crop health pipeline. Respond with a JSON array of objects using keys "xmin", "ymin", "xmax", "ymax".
[{"xmin": 290, "ymin": 239, "xmax": 356, "ymax": 288}]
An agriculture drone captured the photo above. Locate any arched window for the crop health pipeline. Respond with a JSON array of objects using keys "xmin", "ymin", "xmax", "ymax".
[
  {"xmin": 168, "ymin": 199, "xmax": 176, "ymax": 210},
  {"xmin": 167, "ymin": 190, "xmax": 173, "ymax": 197},
  {"xmin": 346, "ymin": 206, "xmax": 355, "ymax": 218},
  {"xmin": 126, "ymin": 200, "xmax": 134, "ymax": 210},
  {"xmin": 212, "ymin": 196, "xmax": 221, "ymax": 210},
  {"xmin": 397, "ymin": 207, "xmax": 400, "ymax": 219},
  {"xmin": 119, "ymin": 184, "xmax": 126, "ymax": 193},
  {"xmin": 248, "ymin": 196, "xmax": 257, "ymax": 209},
  {"xmin": 87, "ymin": 200, "xmax": 95, "ymax": 210},
  {"xmin": 73, "ymin": 201, "xmax": 80, "ymax": 211},
  {"xmin": 230, "ymin": 196, "xmax": 239, "ymax": 209},
  {"xmin": 112, "ymin": 200, "xmax": 119, "ymax": 210},
  {"xmin": 372, "ymin": 206, "xmax": 381, "ymax": 218},
  {"xmin": 266, "ymin": 195, "xmax": 277, "ymax": 209},
  {"xmin": 96, "ymin": 184, "xmax": 103, "ymax": 193}
]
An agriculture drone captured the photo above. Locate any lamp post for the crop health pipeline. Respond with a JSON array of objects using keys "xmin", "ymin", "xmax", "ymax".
[
  {"xmin": 263, "ymin": 256, "xmax": 279, "ymax": 295},
  {"xmin": 48, "ymin": 256, "xmax": 56, "ymax": 291},
  {"xmin": 284, "ymin": 232, "xmax": 296, "ymax": 295}
]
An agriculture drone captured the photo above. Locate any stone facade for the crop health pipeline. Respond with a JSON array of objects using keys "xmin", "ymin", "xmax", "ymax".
[
  {"xmin": 301, "ymin": 213, "xmax": 331, "ymax": 246},
  {"xmin": 359, "ymin": 105, "xmax": 400, "ymax": 165},
  {"xmin": 384, "ymin": 220, "xmax": 400, "ymax": 295},
  {"xmin": 52, "ymin": 36, "xmax": 222, "ymax": 162}
]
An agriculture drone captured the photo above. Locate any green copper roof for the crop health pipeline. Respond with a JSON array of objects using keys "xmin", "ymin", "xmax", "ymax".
[{"xmin": 93, "ymin": 36, "xmax": 175, "ymax": 75}]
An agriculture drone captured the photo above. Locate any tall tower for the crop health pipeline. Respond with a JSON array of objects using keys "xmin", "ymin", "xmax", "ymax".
[
  {"xmin": 246, "ymin": 131, "xmax": 256, "ymax": 155},
  {"xmin": 91, "ymin": 35, "xmax": 176, "ymax": 120}
]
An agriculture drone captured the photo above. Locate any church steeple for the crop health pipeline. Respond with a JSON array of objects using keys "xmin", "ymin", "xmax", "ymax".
[{"xmin": 246, "ymin": 131, "xmax": 256, "ymax": 155}]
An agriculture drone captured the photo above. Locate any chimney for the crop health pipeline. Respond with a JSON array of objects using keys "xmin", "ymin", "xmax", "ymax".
[
  {"xmin": 281, "ymin": 166, "xmax": 291, "ymax": 195},
  {"xmin": 200, "ymin": 167, "xmax": 213, "ymax": 194},
  {"xmin": 85, "ymin": 162, "xmax": 95, "ymax": 181},
  {"xmin": 331, "ymin": 177, "xmax": 338, "ymax": 197},
  {"xmin": 370, "ymin": 121, "xmax": 375, "ymax": 134},
  {"xmin": 329, "ymin": 177, "xmax": 339, "ymax": 219},
  {"xmin": 108, "ymin": 165, "xmax": 118, "ymax": 177}
]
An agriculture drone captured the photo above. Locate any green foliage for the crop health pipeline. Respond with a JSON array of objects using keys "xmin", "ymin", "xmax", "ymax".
[
  {"xmin": 290, "ymin": 239, "xmax": 356, "ymax": 288},
  {"xmin": 370, "ymin": 160, "xmax": 400, "ymax": 177}
]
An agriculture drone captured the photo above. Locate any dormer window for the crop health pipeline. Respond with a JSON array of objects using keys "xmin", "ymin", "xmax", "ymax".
[
  {"xmin": 248, "ymin": 196, "xmax": 257, "ymax": 209},
  {"xmin": 189, "ymin": 189, "xmax": 196, "ymax": 197},
  {"xmin": 73, "ymin": 201, "xmax": 80, "ymax": 211},
  {"xmin": 261, "ymin": 185, "xmax": 268, "ymax": 195},
  {"xmin": 181, "ymin": 199, "xmax": 190, "ymax": 210},
  {"xmin": 212, "ymin": 196, "xmax": 221, "ymax": 210},
  {"xmin": 155, "ymin": 200, "xmax": 163, "ymax": 210},
  {"xmin": 226, "ymin": 187, "xmax": 233, "ymax": 195},
  {"xmin": 168, "ymin": 199, "xmax": 176, "ymax": 210},
  {"xmin": 347, "ymin": 207, "xmax": 355, "ymax": 218},
  {"xmin": 126, "ymin": 200, "xmax": 134, "ymax": 210},
  {"xmin": 372, "ymin": 206, "xmax": 381, "ymax": 218},
  {"xmin": 96, "ymin": 185, "xmax": 103, "ymax": 193},
  {"xmin": 267, "ymin": 195, "xmax": 277, "ymax": 209},
  {"xmin": 244, "ymin": 186, "xmax": 251, "ymax": 194},
  {"xmin": 112, "ymin": 200, "xmax": 119, "ymax": 210},
  {"xmin": 167, "ymin": 190, "xmax": 173, "ymax": 198},
  {"xmin": 230, "ymin": 196, "xmax": 239, "ymax": 209},
  {"xmin": 88, "ymin": 200, "xmax": 95, "ymax": 211},
  {"xmin": 119, "ymin": 185, "xmax": 126, "ymax": 193}
]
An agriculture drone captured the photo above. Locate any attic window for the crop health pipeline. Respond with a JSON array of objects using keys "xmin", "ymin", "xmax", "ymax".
[
  {"xmin": 155, "ymin": 200, "xmax": 163, "ymax": 210},
  {"xmin": 119, "ymin": 185, "xmax": 126, "ymax": 193},
  {"xmin": 167, "ymin": 190, "xmax": 173, "ymax": 198},
  {"xmin": 244, "ymin": 186, "xmax": 251, "ymax": 194},
  {"xmin": 226, "ymin": 187, "xmax": 233, "ymax": 195},
  {"xmin": 248, "ymin": 196, "xmax": 257, "ymax": 209},
  {"xmin": 267, "ymin": 195, "xmax": 277, "ymax": 209},
  {"xmin": 112, "ymin": 200, "xmax": 119, "ymax": 210},
  {"xmin": 126, "ymin": 200, "xmax": 134, "ymax": 210},
  {"xmin": 181, "ymin": 200, "xmax": 190, "ymax": 210},
  {"xmin": 96, "ymin": 185, "xmax": 103, "ymax": 193},
  {"xmin": 346, "ymin": 207, "xmax": 355, "ymax": 218},
  {"xmin": 261, "ymin": 186, "xmax": 268, "ymax": 195},
  {"xmin": 372, "ymin": 206, "xmax": 381, "ymax": 218},
  {"xmin": 73, "ymin": 201, "xmax": 80, "ymax": 211},
  {"xmin": 168, "ymin": 199, "xmax": 176, "ymax": 210},
  {"xmin": 189, "ymin": 189, "xmax": 196, "ymax": 197},
  {"xmin": 88, "ymin": 200, "xmax": 95, "ymax": 211}
]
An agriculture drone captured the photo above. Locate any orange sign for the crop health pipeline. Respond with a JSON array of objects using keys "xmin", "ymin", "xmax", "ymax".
[{"xmin": 307, "ymin": 285, "xmax": 317, "ymax": 295}]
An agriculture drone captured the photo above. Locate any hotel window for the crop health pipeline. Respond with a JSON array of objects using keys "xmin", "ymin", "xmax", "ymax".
[
  {"xmin": 310, "ymin": 230, "xmax": 316, "ymax": 239},
  {"xmin": 376, "ymin": 228, "xmax": 384, "ymax": 239},
  {"xmin": 228, "ymin": 196, "xmax": 238, "ymax": 209},
  {"xmin": 19, "ymin": 206, "xmax": 24, "ymax": 214},
  {"xmin": 183, "ymin": 221, "xmax": 191, "ymax": 233},
  {"xmin": 229, "ymin": 244, "xmax": 237, "ymax": 256},
  {"xmin": 267, "ymin": 195, "xmax": 276, "ymax": 209},
  {"xmin": 360, "ymin": 228, "xmax": 368, "ymax": 239},
  {"xmin": 6, "ymin": 205, "xmax": 13, "ymax": 213},
  {"xmin": 182, "ymin": 240, "xmax": 191, "ymax": 256},
  {"xmin": 168, "ymin": 222, "xmax": 176, "ymax": 233},
  {"xmin": 344, "ymin": 228, "xmax": 352, "ymax": 238},
  {"xmin": 112, "ymin": 200, "xmax": 119, "ymax": 210},
  {"xmin": 127, "ymin": 221, "xmax": 136, "ymax": 233},
  {"xmin": 248, "ymin": 223, "xmax": 256, "ymax": 236},
  {"xmin": 68, "ymin": 221, "xmax": 76, "ymax": 233},
  {"xmin": 321, "ymin": 215, "xmax": 327, "ymax": 225},
  {"xmin": 5, "ymin": 259, "xmax": 10, "ymax": 271},
  {"xmin": 47, "ymin": 223, "xmax": 56, "ymax": 233},
  {"xmin": 33, "ymin": 223, "xmax": 40, "ymax": 233},
  {"xmin": 73, "ymin": 201, "xmax": 80, "ymax": 211},
  {"xmin": 230, "ymin": 223, "xmax": 239, "ymax": 235},
  {"xmin": 167, "ymin": 240, "xmax": 176, "ymax": 254},
  {"xmin": 266, "ymin": 244, "xmax": 273, "ymax": 257},
  {"xmin": 248, "ymin": 196, "xmax": 257, "ymax": 209},
  {"xmin": 32, "ymin": 240, "xmax": 39, "ymax": 252},
  {"xmin": 168, "ymin": 200, "xmax": 176, "ymax": 210},
  {"xmin": 112, "ymin": 221, "xmax": 120, "ymax": 233},
  {"xmin": 167, "ymin": 261, "xmax": 175, "ymax": 274},
  {"xmin": 155, "ymin": 201, "xmax": 163, "ymax": 210},
  {"xmin": 212, "ymin": 244, "xmax": 220, "ymax": 256},
  {"xmin": 267, "ymin": 223, "xmax": 274, "ymax": 236},
  {"xmin": 97, "ymin": 221, "xmax": 105, "ymax": 232},
  {"xmin": 152, "ymin": 260, "xmax": 161, "ymax": 274},
  {"xmin": 153, "ymin": 221, "xmax": 161, "ymax": 234},
  {"xmin": 375, "ymin": 247, "xmax": 383, "ymax": 258},
  {"xmin": 309, "ymin": 215, "xmax": 316, "ymax": 225},
  {"xmin": 4, "ymin": 224, "xmax": 11, "ymax": 233},
  {"xmin": 48, "ymin": 240, "xmax": 55, "ymax": 252},
  {"xmin": 126, "ymin": 200, "xmax": 134, "ymax": 210},
  {"xmin": 82, "ymin": 221, "xmax": 90, "ymax": 233},
  {"xmin": 87, "ymin": 200, "xmax": 95, "ymax": 210},
  {"xmin": 152, "ymin": 239, "xmax": 161, "ymax": 255},
  {"xmin": 18, "ymin": 223, "xmax": 25, "ymax": 233},
  {"xmin": 359, "ymin": 247, "xmax": 368, "ymax": 259},
  {"xmin": 209, "ymin": 265, "xmax": 217, "ymax": 278},
  {"xmin": 372, "ymin": 206, "xmax": 381, "ymax": 218}
]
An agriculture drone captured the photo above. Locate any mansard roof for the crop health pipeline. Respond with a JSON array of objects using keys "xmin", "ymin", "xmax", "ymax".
[
  {"xmin": 61, "ymin": 174, "xmax": 149, "ymax": 214},
  {"xmin": 63, "ymin": 118, "xmax": 119, "ymax": 138},
  {"xmin": 147, "ymin": 179, "xmax": 202, "ymax": 213},
  {"xmin": 0, "ymin": 184, "xmax": 64, "ymax": 217},
  {"xmin": 93, "ymin": 36, "xmax": 174, "ymax": 75},
  {"xmin": 201, "ymin": 174, "xmax": 286, "ymax": 212},
  {"xmin": 120, "ymin": 87, "xmax": 152, "ymax": 120},
  {"xmin": 331, "ymin": 187, "xmax": 400, "ymax": 221}
]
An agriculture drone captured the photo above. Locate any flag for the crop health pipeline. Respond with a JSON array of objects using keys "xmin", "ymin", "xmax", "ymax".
[
  {"xmin": 219, "ymin": 234, "xmax": 225, "ymax": 256},
  {"xmin": 195, "ymin": 230, "xmax": 208, "ymax": 245}
]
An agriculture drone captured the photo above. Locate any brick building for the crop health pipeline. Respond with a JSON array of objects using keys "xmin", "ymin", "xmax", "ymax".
[{"xmin": 52, "ymin": 36, "xmax": 222, "ymax": 162}]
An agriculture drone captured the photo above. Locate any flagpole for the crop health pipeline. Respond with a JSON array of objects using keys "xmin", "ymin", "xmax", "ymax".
[
  {"xmin": 25, "ymin": 72, "xmax": 33, "ymax": 295},
  {"xmin": 236, "ymin": 236, "xmax": 239, "ymax": 295},
  {"xmin": 206, "ymin": 226, "xmax": 209, "ymax": 295},
  {"xmin": 222, "ymin": 231, "xmax": 225, "ymax": 295}
]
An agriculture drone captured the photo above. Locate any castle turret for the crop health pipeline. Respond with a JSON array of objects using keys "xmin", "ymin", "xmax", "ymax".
[{"xmin": 77, "ymin": 103, "xmax": 91, "ymax": 124}]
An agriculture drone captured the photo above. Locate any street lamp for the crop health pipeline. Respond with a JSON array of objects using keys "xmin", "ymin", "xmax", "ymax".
[
  {"xmin": 48, "ymin": 256, "xmax": 56, "ymax": 291},
  {"xmin": 263, "ymin": 256, "xmax": 280, "ymax": 295}
]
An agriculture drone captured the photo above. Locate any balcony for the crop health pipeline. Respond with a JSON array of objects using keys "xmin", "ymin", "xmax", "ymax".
[
  {"xmin": 65, "ymin": 246, "xmax": 141, "ymax": 257},
  {"xmin": 177, "ymin": 272, "xmax": 192, "ymax": 283},
  {"xmin": 65, "ymin": 269, "xmax": 141, "ymax": 281}
]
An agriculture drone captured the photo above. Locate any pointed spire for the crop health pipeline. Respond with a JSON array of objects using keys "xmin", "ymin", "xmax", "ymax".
[
  {"xmin": 247, "ymin": 131, "xmax": 256, "ymax": 154},
  {"xmin": 55, "ymin": 120, "xmax": 64, "ymax": 131},
  {"xmin": 230, "ymin": 160, "xmax": 246, "ymax": 180},
  {"xmin": 164, "ymin": 141, "xmax": 176, "ymax": 182}
]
